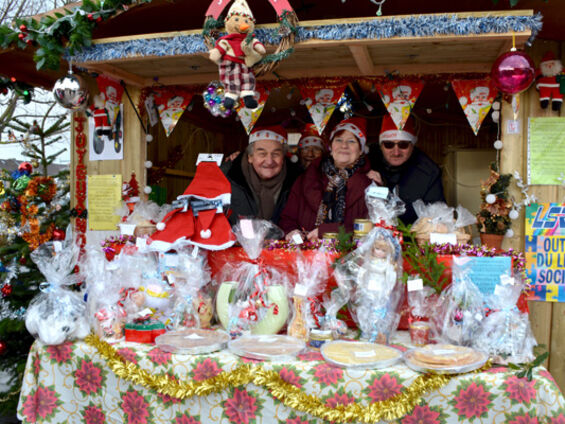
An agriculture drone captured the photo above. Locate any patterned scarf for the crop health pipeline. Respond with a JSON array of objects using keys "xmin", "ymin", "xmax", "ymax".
[{"xmin": 315, "ymin": 156, "xmax": 365, "ymax": 226}]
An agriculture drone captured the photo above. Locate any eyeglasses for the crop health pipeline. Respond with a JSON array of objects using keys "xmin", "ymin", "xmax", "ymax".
[{"xmin": 381, "ymin": 141, "xmax": 411, "ymax": 150}]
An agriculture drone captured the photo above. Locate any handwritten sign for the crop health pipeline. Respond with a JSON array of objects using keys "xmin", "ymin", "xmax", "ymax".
[
  {"xmin": 452, "ymin": 256, "xmax": 512, "ymax": 295},
  {"xmin": 87, "ymin": 175, "xmax": 122, "ymax": 231},
  {"xmin": 525, "ymin": 203, "xmax": 565, "ymax": 302},
  {"xmin": 528, "ymin": 117, "xmax": 565, "ymax": 185}
]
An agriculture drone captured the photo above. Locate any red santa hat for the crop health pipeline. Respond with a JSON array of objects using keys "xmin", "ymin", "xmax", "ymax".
[
  {"xmin": 249, "ymin": 125, "xmax": 287, "ymax": 145},
  {"xmin": 379, "ymin": 114, "xmax": 417, "ymax": 144},
  {"xmin": 541, "ymin": 51, "xmax": 557, "ymax": 65},
  {"xmin": 226, "ymin": 0, "xmax": 255, "ymax": 22},
  {"xmin": 122, "ymin": 173, "xmax": 140, "ymax": 203},
  {"xmin": 329, "ymin": 117, "xmax": 367, "ymax": 152},
  {"xmin": 298, "ymin": 123, "xmax": 325, "ymax": 150},
  {"xmin": 149, "ymin": 161, "xmax": 235, "ymax": 251}
]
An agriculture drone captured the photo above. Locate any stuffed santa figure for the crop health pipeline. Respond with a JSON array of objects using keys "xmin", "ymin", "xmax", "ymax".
[
  {"xmin": 536, "ymin": 51, "xmax": 564, "ymax": 111},
  {"xmin": 208, "ymin": 0, "xmax": 266, "ymax": 110},
  {"xmin": 87, "ymin": 94, "xmax": 112, "ymax": 137},
  {"xmin": 149, "ymin": 161, "xmax": 235, "ymax": 251}
]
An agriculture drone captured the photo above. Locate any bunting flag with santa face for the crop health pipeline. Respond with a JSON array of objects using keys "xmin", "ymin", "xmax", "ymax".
[
  {"xmin": 300, "ymin": 83, "xmax": 347, "ymax": 135},
  {"xmin": 237, "ymin": 85, "xmax": 269, "ymax": 134},
  {"xmin": 205, "ymin": 0, "xmax": 293, "ymax": 19},
  {"xmin": 96, "ymin": 75, "xmax": 124, "ymax": 126},
  {"xmin": 451, "ymin": 79, "xmax": 498, "ymax": 135},
  {"xmin": 378, "ymin": 80, "xmax": 424, "ymax": 130},
  {"xmin": 153, "ymin": 88, "xmax": 194, "ymax": 137}
]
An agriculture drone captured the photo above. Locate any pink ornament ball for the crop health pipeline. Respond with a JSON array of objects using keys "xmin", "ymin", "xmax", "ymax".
[{"xmin": 491, "ymin": 51, "xmax": 535, "ymax": 95}]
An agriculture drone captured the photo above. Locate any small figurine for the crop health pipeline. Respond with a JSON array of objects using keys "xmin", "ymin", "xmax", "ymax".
[
  {"xmin": 536, "ymin": 51, "xmax": 564, "ymax": 111},
  {"xmin": 208, "ymin": 0, "xmax": 266, "ymax": 110}
]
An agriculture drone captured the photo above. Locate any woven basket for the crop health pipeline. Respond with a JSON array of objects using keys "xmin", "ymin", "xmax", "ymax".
[
  {"xmin": 415, "ymin": 226, "xmax": 472, "ymax": 246},
  {"xmin": 134, "ymin": 224, "xmax": 157, "ymax": 238},
  {"xmin": 203, "ymin": 11, "xmax": 299, "ymax": 78}
]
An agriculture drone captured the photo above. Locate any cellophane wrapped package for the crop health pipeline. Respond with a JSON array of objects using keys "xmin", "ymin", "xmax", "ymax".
[
  {"xmin": 474, "ymin": 275, "xmax": 536, "ymax": 364},
  {"xmin": 407, "ymin": 283, "xmax": 437, "ymax": 345},
  {"xmin": 411, "ymin": 200, "xmax": 476, "ymax": 244},
  {"xmin": 25, "ymin": 227, "xmax": 90, "ymax": 345},
  {"xmin": 287, "ymin": 251, "xmax": 329, "ymax": 341},
  {"xmin": 333, "ymin": 186, "xmax": 404, "ymax": 343},
  {"xmin": 215, "ymin": 219, "xmax": 289, "ymax": 337},
  {"xmin": 434, "ymin": 263, "xmax": 485, "ymax": 346}
]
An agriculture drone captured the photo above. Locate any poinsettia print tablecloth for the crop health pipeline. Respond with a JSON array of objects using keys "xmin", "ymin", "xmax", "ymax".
[{"xmin": 17, "ymin": 338, "xmax": 565, "ymax": 424}]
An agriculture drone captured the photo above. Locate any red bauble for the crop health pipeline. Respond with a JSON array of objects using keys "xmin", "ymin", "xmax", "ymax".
[
  {"xmin": 18, "ymin": 162, "xmax": 33, "ymax": 175},
  {"xmin": 52, "ymin": 229, "xmax": 65, "ymax": 241},
  {"xmin": 19, "ymin": 257, "xmax": 26, "ymax": 265},
  {"xmin": 1, "ymin": 284, "xmax": 12, "ymax": 297},
  {"xmin": 491, "ymin": 51, "xmax": 535, "ymax": 95},
  {"xmin": 0, "ymin": 341, "xmax": 6, "ymax": 355}
]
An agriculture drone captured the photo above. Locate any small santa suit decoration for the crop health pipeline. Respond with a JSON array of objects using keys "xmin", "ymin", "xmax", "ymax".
[
  {"xmin": 379, "ymin": 114, "xmax": 417, "ymax": 144},
  {"xmin": 149, "ymin": 161, "xmax": 235, "ymax": 251},
  {"xmin": 536, "ymin": 51, "xmax": 564, "ymax": 111},
  {"xmin": 87, "ymin": 94, "xmax": 112, "ymax": 137},
  {"xmin": 330, "ymin": 117, "xmax": 369, "ymax": 152}
]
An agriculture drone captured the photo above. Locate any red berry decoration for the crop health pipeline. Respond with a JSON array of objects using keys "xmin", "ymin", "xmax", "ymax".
[
  {"xmin": 0, "ymin": 341, "xmax": 6, "ymax": 355},
  {"xmin": 19, "ymin": 257, "xmax": 26, "ymax": 265},
  {"xmin": 18, "ymin": 33, "xmax": 25, "ymax": 40},
  {"xmin": 96, "ymin": 17, "xmax": 102, "ymax": 23},
  {"xmin": 26, "ymin": 39, "xmax": 33, "ymax": 46},
  {"xmin": 18, "ymin": 162, "xmax": 32, "ymax": 175},
  {"xmin": 52, "ymin": 229, "xmax": 65, "ymax": 241},
  {"xmin": 19, "ymin": 24, "xmax": 27, "ymax": 31},
  {"xmin": 1, "ymin": 284, "xmax": 12, "ymax": 297},
  {"xmin": 87, "ymin": 13, "xmax": 94, "ymax": 20}
]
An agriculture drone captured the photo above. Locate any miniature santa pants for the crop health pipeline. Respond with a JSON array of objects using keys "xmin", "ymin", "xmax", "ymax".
[
  {"xmin": 219, "ymin": 60, "xmax": 256, "ymax": 101},
  {"xmin": 537, "ymin": 76, "xmax": 563, "ymax": 104}
]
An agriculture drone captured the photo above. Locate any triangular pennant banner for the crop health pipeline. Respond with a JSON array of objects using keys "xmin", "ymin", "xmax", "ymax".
[
  {"xmin": 153, "ymin": 88, "xmax": 194, "ymax": 137},
  {"xmin": 451, "ymin": 79, "xmax": 498, "ymax": 135},
  {"xmin": 268, "ymin": 0, "xmax": 293, "ymax": 15},
  {"xmin": 237, "ymin": 85, "xmax": 269, "ymax": 134},
  {"xmin": 96, "ymin": 75, "xmax": 124, "ymax": 126},
  {"xmin": 300, "ymin": 84, "xmax": 347, "ymax": 135},
  {"xmin": 205, "ymin": 0, "xmax": 230, "ymax": 19},
  {"xmin": 378, "ymin": 80, "xmax": 424, "ymax": 130}
]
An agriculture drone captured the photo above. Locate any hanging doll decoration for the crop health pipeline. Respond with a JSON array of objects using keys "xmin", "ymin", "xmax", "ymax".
[
  {"xmin": 536, "ymin": 51, "xmax": 564, "ymax": 111},
  {"xmin": 208, "ymin": 0, "xmax": 266, "ymax": 111},
  {"xmin": 87, "ymin": 93, "xmax": 112, "ymax": 137}
]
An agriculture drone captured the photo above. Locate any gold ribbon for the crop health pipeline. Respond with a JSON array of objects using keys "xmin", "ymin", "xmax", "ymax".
[{"xmin": 85, "ymin": 334, "xmax": 490, "ymax": 423}]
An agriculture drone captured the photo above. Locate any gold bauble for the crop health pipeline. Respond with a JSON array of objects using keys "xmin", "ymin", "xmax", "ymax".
[
  {"xmin": 0, "ymin": 181, "xmax": 4, "ymax": 196},
  {"xmin": 31, "ymin": 160, "xmax": 39, "ymax": 168}
]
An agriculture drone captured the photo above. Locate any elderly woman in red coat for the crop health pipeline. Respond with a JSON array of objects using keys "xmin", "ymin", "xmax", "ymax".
[{"xmin": 279, "ymin": 117, "xmax": 372, "ymax": 241}]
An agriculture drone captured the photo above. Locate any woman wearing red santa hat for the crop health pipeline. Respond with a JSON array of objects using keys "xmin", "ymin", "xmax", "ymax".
[
  {"xmin": 279, "ymin": 117, "xmax": 372, "ymax": 241},
  {"xmin": 367, "ymin": 114, "xmax": 444, "ymax": 224}
]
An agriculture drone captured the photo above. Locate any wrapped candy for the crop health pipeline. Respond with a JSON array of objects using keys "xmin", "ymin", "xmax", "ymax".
[
  {"xmin": 434, "ymin": 262, "xmax": 485, "ymax": 346},
  {"xmin": 215, "ymin": 219, "xmax": 289, "ymax": 336},
  {"xmin": 412, "ymin": 200, "xmax": 476, "ymax": 245},
  {"xmin": 333, "ymin": 186, "xmax": 404, "ymax": 343},
  {"xmin": 287, "ymin": 251, "xmax": 329, "ymax": 341},
  {"xmin": 25, "ymin": 227, "xmax": 90, "ymax": 345},
  {"xmin": 319, "ymin": 289, "xmax": 348, "ymax": 338},
  {"xmin": 474, "ymin": 276, "xmax": 536, "ymax": 363},
  {"xmin": 407, "ymin": 284, "xmax": 436, "ymax": 345}
]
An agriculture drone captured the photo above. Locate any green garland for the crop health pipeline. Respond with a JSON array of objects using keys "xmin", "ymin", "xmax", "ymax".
[
  {"xmin": 0, "ymin": 76, "xmax": 33, "ymax": 103},
  {"xmin": 0, "ymin": 0, "xmax": 151, "ymax": 70}
]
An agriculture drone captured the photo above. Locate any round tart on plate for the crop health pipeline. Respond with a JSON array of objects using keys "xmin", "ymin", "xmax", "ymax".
[
  {"xmin": 155, "ymin": 328, "xmax": 229, "ymax": 354},
  {"xmin": 321, "ymin": 341, "xmax": 402, "ymax": 369},
  {"xmin": 404, "ymin": 344, "xmax": 488, "ymax": 374},
  {"xmin": 229, "ymin": 334, "xmax": 305, "ymax": 360}
]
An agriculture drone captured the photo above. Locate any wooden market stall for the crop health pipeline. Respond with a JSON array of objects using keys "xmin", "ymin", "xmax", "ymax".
[{"xmin": 2, "ymin": 0, "xmax": 565, "ymax": 399}]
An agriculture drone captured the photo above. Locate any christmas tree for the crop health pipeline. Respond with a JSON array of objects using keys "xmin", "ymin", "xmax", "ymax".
[{"xmin": 0, "ymin": 162, "xmax": 70, "ymax": 415}]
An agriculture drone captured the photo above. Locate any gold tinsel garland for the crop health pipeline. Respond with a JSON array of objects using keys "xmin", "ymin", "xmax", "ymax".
[{"xmin": 85, "ymin": 334, "xmax": 491, "ymax": 423}]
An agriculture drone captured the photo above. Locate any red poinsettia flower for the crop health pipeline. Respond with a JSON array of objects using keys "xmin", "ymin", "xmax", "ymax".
[
  {"xmin": 286, "ymin": 415, "xmax": 315, "ymax": 424},
  {"xmin": 452, "ymin": 381, "xmax": 493, "ymax": 419},
  {"xmin": 46, "ymin": 342, "xmax": 73, "ymax": 363},
  {"xmin": 278, "ymin": 366, "xmax": 303, "ymax": 388},
  {"xmin": 192, "ymin": 358, "xmax": 223, "ymax": 381},
  {"xmin": 551, "ymin": 413, "xmax": 565, "ymax": 424},
  {"xmin": 508, "ymin": 412, "xmax": 539, "ymax": 424},
  {"xmin": 401, "ymin": 405, "xmax": 441, "ymax": 424},
  {"xmin": 117, "ymin": 347, "xmax": 138, "ymax": 364},
  {"xmin": 311, "ymin": 363, "xmax": 343, "ymax": 386},
  {"xmin": 82, "ymin": 404, "xmax": 105, "ymax": 424},
  {"xmin": 223, "ymin": 388, "xmax": 259, "ymax": 424},
  {"xmin": 20, "ymin": 386, "xmax": 61, "ymax": 422},
  {"xmin": 504, "ymin": 375, "xmax": 537, "ymax": 404},
  {"xmin": 297, "ymin": 351, "xmax": 323, "ymax": 362},
  {"xmin": 148, "ymin": 347, "xmax": 172, "ymax": 366},
  {"xmin": 173, "ymin": 413, "xmax": 201, "ymax": 424},
  {"xmin": 33, "ymin": 352, "xmax": 41, "ymax": 377},
  {"xmin": 366, "ymin": 373, "xmax": 403, "ymax": 402},
  {"xmin": 157, "ymin": 375, "xmax": 182, "ymax": 405},
  {"xmin": 74, "ymin": 359, "xmax": 104, "ymax": 395},
  {"xmin": 324, "ymin": 390, "xmax": 355, "ymax": 408},
  {"xmin": 121, "ymin": 389, "xmax": 151, "ymax": 424}
]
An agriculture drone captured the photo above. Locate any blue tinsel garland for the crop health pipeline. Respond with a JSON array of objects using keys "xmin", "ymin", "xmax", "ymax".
[{"xmin": 69, "ymin": 13, "xmax": 542, "ymax": 63}]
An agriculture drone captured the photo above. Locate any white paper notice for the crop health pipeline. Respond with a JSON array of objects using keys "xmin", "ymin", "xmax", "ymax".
[
  {"xmin": 407, "ymin": 278, "xmax": 424, "ymax": 292},
  {"xmin": 430, "ymin": 232, "xmax": 457, "ymax": 245}
]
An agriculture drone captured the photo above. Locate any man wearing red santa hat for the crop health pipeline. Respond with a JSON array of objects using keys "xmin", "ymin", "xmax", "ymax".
[
  {"xmin": 292, "ymin": 123, "xmax": 326, "ymax": 170},
  {"xmin": 368, "ymin": 114, "xmax": 444, "ymax": 225},
  {"xmin": 222, "ymin": 125, "xmax": 301, "ymax": 226}
]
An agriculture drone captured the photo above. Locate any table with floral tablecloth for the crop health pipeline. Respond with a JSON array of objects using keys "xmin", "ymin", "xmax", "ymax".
[{"xmin": 17, "ymin": 333, "xmax": 565, "ymax": 424}]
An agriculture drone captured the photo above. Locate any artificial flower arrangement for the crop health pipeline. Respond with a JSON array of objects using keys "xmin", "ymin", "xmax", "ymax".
[{"xmin": 477, "ymin": 163, "xmax": 513, "ymax": 236}]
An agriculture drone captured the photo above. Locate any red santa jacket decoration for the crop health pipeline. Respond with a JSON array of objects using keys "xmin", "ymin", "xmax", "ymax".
[
  {"xmin": 536, "ymin": 51, "xmax": 564, "ymax": 111},
  {"xmin": 87, "ymin": 94, "xmax": 112, "ymax": 137}
]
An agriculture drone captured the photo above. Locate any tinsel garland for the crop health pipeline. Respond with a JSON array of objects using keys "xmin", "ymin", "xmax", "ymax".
[{"xmin": 85, "ymin": 334, "xmax": 491, "ymax": 423}]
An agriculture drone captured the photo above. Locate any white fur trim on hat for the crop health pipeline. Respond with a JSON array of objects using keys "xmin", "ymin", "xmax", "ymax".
[
  {"xmin": 379, "ymin": 130, "xmax": 417, "ymax": 144},
  {"xmin": 200, "ymin": 229, "xmax": 212, "ymax": 239},
  {"xmin": 330, "ymin": 123, "xmax": 366, "ymax": 150},
  {"xmin": 299, "ymin": 136, "xmax": 324, "ymax": 150},
  {"xmin": 156, "ymin": 222, "xmax": 166, "ymax": 231},
  {"xmin": 249, "ymin": 129, "xmax": 287, "ymax": 145},
  {"xmin": 226, "ymin": 0, "xmax": 255, "ymax": 22}
]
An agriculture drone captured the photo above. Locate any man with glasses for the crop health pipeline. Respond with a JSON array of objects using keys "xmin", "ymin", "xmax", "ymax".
[{"xmin": 368, "ymin": 114, "xmax": 445, "ymax": 224}]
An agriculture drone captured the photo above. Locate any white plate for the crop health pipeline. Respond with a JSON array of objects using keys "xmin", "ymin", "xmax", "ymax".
[
  {"xmin": 403, "ymin": 345, "xmax": 488, "ymax": 374},
  {"xmin": 155, "ymin": 329, "xmax": 229, "ymax": 355},
  {"xmin": 229, "ymin": 334, "xmax": 305, "ymax": 361},
  {"xmin": 321, "ymin": 341, "xmax": 403, "ymax": 369}
]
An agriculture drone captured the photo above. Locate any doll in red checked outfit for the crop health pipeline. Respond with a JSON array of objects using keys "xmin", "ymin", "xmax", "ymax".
[{"xmin": 208, "ymin": 0, "xmax": 266, "ymax": 111}]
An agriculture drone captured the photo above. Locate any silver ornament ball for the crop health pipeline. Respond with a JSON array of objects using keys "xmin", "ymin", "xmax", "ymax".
[{"xmin": 52, "ymin": 73, "xmax": 89, "ymax": 111}]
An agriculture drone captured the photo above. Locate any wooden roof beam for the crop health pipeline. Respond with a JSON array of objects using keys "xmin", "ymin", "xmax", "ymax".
[
  {"xmin": 349, "ymin": 45, "xmax": 375, "ymax": 75},
  {"xmin": 83, "ymin": 63, "xmax": 148, "ymax": 87}
]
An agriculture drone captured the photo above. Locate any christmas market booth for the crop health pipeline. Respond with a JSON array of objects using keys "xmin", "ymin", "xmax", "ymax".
[{"xmin": 2, "ymin": 0, "xmax": 565, "ymax": 423}]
